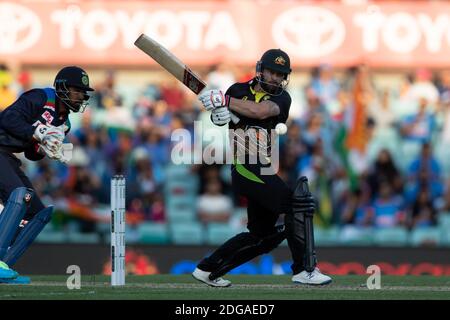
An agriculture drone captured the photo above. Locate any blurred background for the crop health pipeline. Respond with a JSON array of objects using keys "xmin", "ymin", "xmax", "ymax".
[{"xmin": 1, "ymin": 0, "xmax": 450, "ymax": 276}]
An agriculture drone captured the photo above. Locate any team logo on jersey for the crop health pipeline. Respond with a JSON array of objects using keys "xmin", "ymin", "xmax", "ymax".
[
  {"xmin": 274, "ymin": 56, "xmax": 286, "ymax": 66},
  {"xmin": 42, "ymin": 111, "xmax": 54, "ymax": 123}
]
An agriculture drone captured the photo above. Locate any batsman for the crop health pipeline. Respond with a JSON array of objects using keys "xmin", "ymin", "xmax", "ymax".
[
  {"xmin": 192, "ymin": 49, "xmax": 332, "ymax": 287},
  {"xmin": 0, "ymin": 66, "xmax": 94, "ymax": 284}
]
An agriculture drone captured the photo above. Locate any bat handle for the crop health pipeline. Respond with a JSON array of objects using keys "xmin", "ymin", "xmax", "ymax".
[{"xmin": 230, "ymin": 113, "xmax": 240, "ymax": 124}]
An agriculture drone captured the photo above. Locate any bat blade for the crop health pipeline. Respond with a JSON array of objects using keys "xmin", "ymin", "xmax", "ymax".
[
  {"xmin": 134, "ymin": 33, "xmax": 239, "ymax": 124},
  {"xmin": 134, "ymin": 34, "xmax": 206, "ymax": 94}
]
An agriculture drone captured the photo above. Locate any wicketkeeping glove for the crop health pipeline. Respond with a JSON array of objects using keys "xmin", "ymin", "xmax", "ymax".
[
  {"xmin": 33, "ymin": 124, "xmax": 51, "ymax": 142},
  {"xmin": 198, "ymin": 89, "xmax": 230, "ymax": 111},
  {"xmin": 58, "ymin": 143, "xmax": 73, "ymax": 164},
  {"xmin": 38, "ymin": 142, "xmax": 73, "ymax": 164},
  {"xmin": 33, "ymin": 124, "xmax": 66, "ymax": 152},
  {"xmin": 37, "ymin": 142, "xmax": 61, "ymax": 160}
]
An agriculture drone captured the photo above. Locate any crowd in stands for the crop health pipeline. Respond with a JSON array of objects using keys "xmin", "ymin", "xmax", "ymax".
[{"xmin": 1, "ymin": 62, "xmax": 450, "ymax": 244}]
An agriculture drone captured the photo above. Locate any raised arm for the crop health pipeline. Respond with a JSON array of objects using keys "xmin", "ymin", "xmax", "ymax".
[
  {"xmin": 228, "ymin": 98, "xmax": 280, "ymax": 120},
  {"xmin": 198, "ymin": 88, "xmax": 281, "ymax": 121}
]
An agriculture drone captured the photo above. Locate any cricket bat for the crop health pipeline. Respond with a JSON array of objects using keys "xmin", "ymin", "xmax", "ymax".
[{"xmin": 134, "ymin": 34, "xmax": 239, "ymax": 123}]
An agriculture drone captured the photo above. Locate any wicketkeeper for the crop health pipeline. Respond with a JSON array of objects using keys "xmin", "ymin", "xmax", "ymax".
[
  {"xmin": 0, "ymin": 66, "xmax": 94, "ymax": 284},
  {"xmin": 192, "ymin": 49, "xmax": 332, "ymax": 287}
]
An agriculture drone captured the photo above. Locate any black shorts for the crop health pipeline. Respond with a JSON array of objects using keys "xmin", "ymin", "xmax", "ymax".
[{"xmin": 231, "ymin": 163, "xmax": 292, "ymax": 237}]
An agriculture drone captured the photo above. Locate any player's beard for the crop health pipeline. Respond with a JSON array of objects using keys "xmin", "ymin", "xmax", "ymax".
[
  {"xmin": 261, "ymin": 81, "xmax": 280, "ymax": 94},
  {"xmin": 256, "ymin": 75, "xmax": 283, "ymax": 95}
]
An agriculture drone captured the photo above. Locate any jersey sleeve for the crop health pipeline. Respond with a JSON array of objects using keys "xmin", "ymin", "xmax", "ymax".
[
  {"xmin": 225, "ymin": 83, "xmax": 240, "ymax": 98},
  {"xmin": 0, "ymin": 89, "xmax": 47, "ymax": 142},
  {"xmin": 269, "ymin": 92, "xmax": 291, "ymax": 123},
  {"xmin": 225, "ymin": 83, "xmax": 242, "ymax": 122}
]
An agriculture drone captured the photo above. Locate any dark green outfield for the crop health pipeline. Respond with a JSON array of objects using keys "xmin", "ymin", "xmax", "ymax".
[{"xmin": 0, "ymin": 275, "xmax": 449, "ymax": 300}]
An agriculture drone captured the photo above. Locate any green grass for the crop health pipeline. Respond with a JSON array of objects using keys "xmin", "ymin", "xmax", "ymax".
[{"xmin": 0, "ymin": 275, "xmax": 449, "ymax": 300}]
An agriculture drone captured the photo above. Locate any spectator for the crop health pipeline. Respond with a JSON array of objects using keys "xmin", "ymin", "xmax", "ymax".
[
  {"xmin": 150, "ymin": 192, "xmax": 165, "ymax": 222},
  {"xmin": 195, "ymin": 164, "xmax": 229, "ymax": 195},
  {"xmin": 153, "ymin": 100, "xmax": 172, "ymax": 131},
  {"xmin": 302, "ymin": 87, "xmax": 336, "ymax": 136},
  {"xmin": 206, "ymin": 62, "xmax": 236, "ymax": 92},
  {"xmin": 399, "ymin": 97, "xmax": 436, "ymax": 143},
  {"xmin": 159, "ymin": 79, "xmax": 185, "ymax": 112},
  {"xmin": 297, "ymin": 139, "xmax": 339, "ymax": 227},
  {"xmin": 435, "ymin": 182, "xmax": 450, "ymax": 211},
  {"xmin": 407, "ymin": 68, "xmax": 439, "ymax": 107},
  {"xmin": 176, "ymin": 97, "xmax": 199, "ymax": 134},
  {"xmin": 310, "ymin": 63, "xmax": 340, "ymax": 111},
  {"xmin": 0, "ymin": 65, "xmax": 16, "ymax": 111},
  {"xmin": 405, "ymin": 142, "xmax": 443, "ymax": 201},
  {"xmin": 126, "ymin": 198, "xmax": 147, "ymax": 225},
  {"xmin": 371, "ymin": 181, "xmax": 405, "ymax": 228},
  {"xmin": 279, "ymin": 121, "xmax": 307, "ymax": 187},
  {"xmin": 347, "ymin": 118, "xmax": 376, "ymax": 176},
  {"xmin": 17, "ymin": 70, "xmax": 33, "ymax": 95},
  {"xmin": 407, "ymin": 187, "xmax": 437, "ymax": 229},
  {"xmin": 143, "ymin": 127, "xmax": 170, "ymax": 182},
  {"xmin": 197, "ymin": 179, "xmax": 233, "ymax": 224},
  {"xmin": 105, "ymin": 131, "xmax": 133, "ymax": 175},
  {"xmin": 301, "ymin": 113, "xmax": 334, "ymax": 160},
  {"xmin": 367, "ymin": 149, "xmax": 403, "ymax": 198},
  {"xmin": 438, "ymin": 90, "xmax": 450, "ymax": 144},
  {"xmin": 368, "ymin": 88, "xmax": 396, "ymax": 137},
  {"xmin": 64, "ymin": 160, "xmax": 103, "ymax": 232},
  {"xmin": 391, "ymin": 73, "xmax": 415, "ymax": 118},
  {"xmin": 436, "ymin": 69, "xmax": 450, "ymax": 103},
  {"xmin": 93, "ymin": 70, "xmax": 123, "ymax": 109},
  {"xmin": 132, "ymin": 93, "xmax": 154, "ymax": 120},
  {"xmin": 332, "ymin": 89, "xmax": 352, "ymax": 123},
  {"xmin": 127, "ymin": 147, "xmax": 162, "ymax": 222},
  {"xmin": 344, "ymin": 65, "xmax": 376, "ymax": 176},
  {"xmin": 340, "ymin": 188, "xmax": 373, "ymax": 227}
]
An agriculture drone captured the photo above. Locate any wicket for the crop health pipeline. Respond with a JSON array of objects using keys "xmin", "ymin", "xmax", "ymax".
[{"xmin": 111, "ymin": 175, "xmax": 126, "ymax": 286}]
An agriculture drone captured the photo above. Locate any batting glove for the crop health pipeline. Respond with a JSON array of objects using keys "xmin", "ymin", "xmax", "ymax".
[
  {"xmin": 211, "ymin": 107, "xmax": 231, "ymax": 126},
  {"xmin": 198, "ymin": 89, "xmax": 230, "ymax": 111}
]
